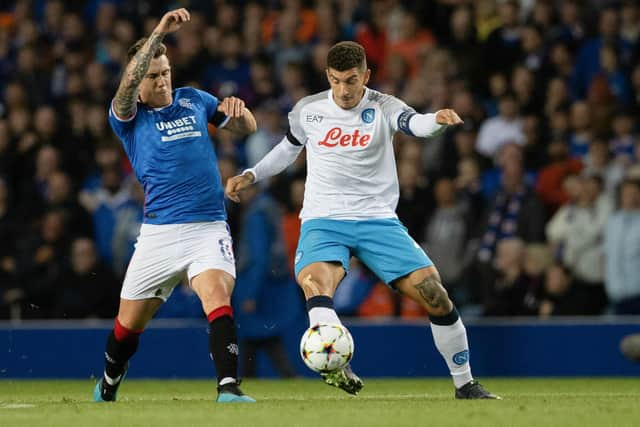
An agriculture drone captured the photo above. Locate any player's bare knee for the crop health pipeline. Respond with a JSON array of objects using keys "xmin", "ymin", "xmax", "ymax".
[
  {"xmin": 297, "ymin": 273, "xmax": 331, "ymax": 298},
  {"xmin": 413, "ymin": 274, "xmax": 452, "ymax": 312}
]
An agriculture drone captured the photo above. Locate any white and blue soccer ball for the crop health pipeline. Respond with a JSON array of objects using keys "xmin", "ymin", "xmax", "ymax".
[{"xmin": 299, "ymin": 323, "xmax": 354, "ymax": 373}]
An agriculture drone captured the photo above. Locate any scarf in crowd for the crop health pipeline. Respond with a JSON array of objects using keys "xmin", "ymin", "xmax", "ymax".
[{"xmin": 477, "ymin": 188, "xmax": 526, "ymax": 262}]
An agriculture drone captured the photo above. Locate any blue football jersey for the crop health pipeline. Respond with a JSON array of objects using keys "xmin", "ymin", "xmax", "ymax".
[{"xmin": 109, "ymin": 87, "xmax": 229, "ymax": 224}]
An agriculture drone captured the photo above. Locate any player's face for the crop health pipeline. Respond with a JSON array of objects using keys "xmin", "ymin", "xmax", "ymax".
[
  {"xmin": 139, "ymin": 55, "xmax": 172, "ymax": 108},
  {"xmin": 326, "ymin": 67, "xmax": 370, "ymax": 109}
]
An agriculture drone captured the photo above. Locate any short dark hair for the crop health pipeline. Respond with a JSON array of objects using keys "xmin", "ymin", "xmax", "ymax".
[
  {"xmin": 327, "ymin": 41, "xmax": 366, "ymax": 72},
  {"xmin": 127, "ymin": 37, "xmax": 167, "ymax": 61}
]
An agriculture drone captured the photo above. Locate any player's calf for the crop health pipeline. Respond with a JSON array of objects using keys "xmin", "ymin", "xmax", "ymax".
[
  {"xmin": 94, "ymin": 319, "xmax": 141, "ymax": 402},
  {"xmin": 208, "ymin": 306, "xmax": 256, "ymax": 403}
]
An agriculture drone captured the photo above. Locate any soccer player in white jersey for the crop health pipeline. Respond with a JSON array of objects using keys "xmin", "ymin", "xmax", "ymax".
[
  {"xmin": 226, "ymin": 41, "xmax": 499, "ymax": 399},
  {"xmin": 93, "ymin": 9, "xmax": 255, "ymax": 403}
]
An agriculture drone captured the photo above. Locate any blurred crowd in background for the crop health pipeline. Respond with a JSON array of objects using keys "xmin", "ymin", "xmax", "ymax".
[{"xmin": 1, "ymin": 0, "xmax": 640, "ymax": 321}]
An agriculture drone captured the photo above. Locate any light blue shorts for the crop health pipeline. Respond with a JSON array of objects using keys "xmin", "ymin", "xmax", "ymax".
[{"xmin": 294, "ymin": 218, "xmax": 433, "ymax": 284}]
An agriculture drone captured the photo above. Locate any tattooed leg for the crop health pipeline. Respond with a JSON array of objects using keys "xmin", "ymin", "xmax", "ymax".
[{"xmin": 394, "ymin": 267, "xmax": 453, "ymax": 316}]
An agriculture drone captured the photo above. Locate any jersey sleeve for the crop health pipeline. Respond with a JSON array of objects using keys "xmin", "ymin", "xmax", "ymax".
[
  {"xmin": 378, "ymin": 94, "xmax": 418, "ymax": 136},
  {"xmin": 286, "ymin": 100, "xmax": 308, "ymax": 146},
  {"xmin": 194, "ymin": 88, "xmax": 229, "ymax": 128},
  {"xmin": 108, "ymin": 99, "xmax": 137, "ymax": 145}
]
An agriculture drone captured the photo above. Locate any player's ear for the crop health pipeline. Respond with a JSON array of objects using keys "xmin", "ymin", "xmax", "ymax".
[
  {"xmin": 325, "ymin": 68, "xmax": 331, "ymax": 84},
  {"xmin": 363, "ymin": 69, "xmax": 371, "ymax": 85}
]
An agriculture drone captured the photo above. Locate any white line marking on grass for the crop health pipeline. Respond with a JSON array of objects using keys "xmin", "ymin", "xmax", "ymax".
[{"xmin": 0, "ymin": 403, "xmax": 36, "ymax": 409}]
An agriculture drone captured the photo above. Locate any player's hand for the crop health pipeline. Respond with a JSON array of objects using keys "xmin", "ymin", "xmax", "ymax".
[
  {"xmin": 218, "ymin": 96, "xmax": 246, "ymax": 119},
  {"xmin": 154, "ymin": 8, "xmax": 190, "ymax": 34},
  {"xmin": 435, "ymin": 109, "xmax": 464, "ymax": 126},
  {"xmin": 225, "ymin": 172, "xmax": 255, "ymax": 203}
]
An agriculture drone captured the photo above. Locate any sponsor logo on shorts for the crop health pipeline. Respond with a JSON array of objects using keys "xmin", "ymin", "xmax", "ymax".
[
  {"xmin": 295, "ymin": 251, "xmax": 303, "ymax": 264},
  {"xmin": 219, "ymin": 238, "xmax": 235, "ymax": 263},
  {"xmin": 453, "ymin": 349, "xmax": 469, "ymax": 365}
]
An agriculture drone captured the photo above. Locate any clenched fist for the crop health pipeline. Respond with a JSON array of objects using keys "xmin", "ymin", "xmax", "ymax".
[
  {"xmin": 435, "ymin": 109, "xmax": 464, "ymax": 125},
  {"xmin": 225, "ymin": 171, "xmax": 255, "ymax": 203}
]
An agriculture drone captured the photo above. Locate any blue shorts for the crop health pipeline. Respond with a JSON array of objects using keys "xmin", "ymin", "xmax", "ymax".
[{"xmin": 294, "ymin": 218, "xmax": 433, "ymax": 284}]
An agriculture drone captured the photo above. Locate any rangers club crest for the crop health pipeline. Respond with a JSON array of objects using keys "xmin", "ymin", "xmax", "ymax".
[
  {"xmin": 219, "ymin": 238, "xmax": 235, "ymax": 263},
  {"xmin": 361, "ymin": 108, "xmax": 375, "ymax": 123},
  {"xmin": 178, "ymin": 98, "xmax": 194, "ymax": 110}
]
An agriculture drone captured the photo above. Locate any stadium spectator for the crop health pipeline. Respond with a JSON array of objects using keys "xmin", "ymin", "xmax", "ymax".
[
  {"xmin": 476, "ymin": 143, "xmax": 545, "ymax": 298},
  {"xmin": 45, "ymin": 170, "xmax": 92, "ymax": 236},
  {"xmin": 476, "ymin": 92, "xmax": 525, "ymax": 158},
  {"xmin": 567, "ymin": 100, "xmax": 593, "ymax": 160},
  {"xmin": 233, "ymin": 183, "xmax": 299, "ymax": 379},
  {"xmin": 535, "ymin": 139, "xmax": 584, "ymax": 215},
  {"xmin": 609, "ymin": 111, "xmax": 637, "ymax": 166},
  {"xmin": 396, "ymin": 158, "xmax": 430, "ymax": 240},
  {"xmin": 483, "ymin": 0, "xmax": 522, "ymax": 78},
  {"xmin": 572, "ymin": 7, "xmax": 633, "ymax": 100},
  {"xmin": 0, "ymin": 176, "xmax": 21, "ymax": 319},
  {"xmin": 604, "ymin": 179, "xmax": 640, "ymax": 314},
  {"xmin": 484, "ymin": 238, "xmax": 537, "ymax": 316},
  {"xmin": 546, "ymin": 173, "xmax": 611, "ymax": 313},
  {"xmin": 538, "ymin": 262, "xmax": 591, "ymax": 317},
  {"xmin": 422, "ymin": 177, "xmax": 471, "ymax": 305},
  {"xmin": 78, "ymin": 165, "xmax": 138, "ymax": 274},
  {"xmin": 582, "ymin": 138, "xmax": 625, "ymax": 197},
  {"xmin": 15, "ymin": 209, "xmax": 69, "ymax": 318},
  {"xmin": 52, "ymin": 237, "xmax": 119, "ymax": 319}
]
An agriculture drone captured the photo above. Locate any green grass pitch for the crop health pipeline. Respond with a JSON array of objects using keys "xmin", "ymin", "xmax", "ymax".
[{"xmin": 1, "ymin": 378, "xmax": 638, "ymax": 427}]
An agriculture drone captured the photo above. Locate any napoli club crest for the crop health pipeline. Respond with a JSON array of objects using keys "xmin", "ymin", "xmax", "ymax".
[{"xmin": 361, "ymin": 108, "xmax": 375, "ymax": 124}]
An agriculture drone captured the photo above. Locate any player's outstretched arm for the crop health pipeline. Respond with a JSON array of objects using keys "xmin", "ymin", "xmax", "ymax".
[
  {"xmin": 224, "ymin": 137, "xmax": 304, "ymax": 202},
  {"xmin": 112, "ymin": 8, "xmax": 190, "ymax": 119},
  {"xmin": 404, "ymin": 108, "xmax": 463, "ymax": 138},
  {"xmin": 217, "ymin": 96, "xmax": 257, "ymax": 136}
]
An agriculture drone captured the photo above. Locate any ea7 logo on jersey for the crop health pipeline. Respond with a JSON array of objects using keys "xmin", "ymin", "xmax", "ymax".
[
  {"xmin": 361, "ymin": 108, "xmax": 375, "ymax": 123},
  {"xmin": 318, "ymin": 127, "xmax": 372, "ymax": 148},
  {"xmin": 306, "ymin": 114, "xmax": 323, "ymax": 123}
]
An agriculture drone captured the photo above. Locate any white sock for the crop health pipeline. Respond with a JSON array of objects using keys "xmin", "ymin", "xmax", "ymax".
[
  {"xmin": 308, "ymin": 307, "xmax": 342, "ymax": 326},
  {"xmin": 104, "ymin": 371, "xmax": 123, "ymax": 385},
  {"xmin": 219, "ymin": 377, "xmax": 236, "ymax": 386},
  {"xmin": 430, "ymin": 318, "xmax": 473, "ymax": 388}
]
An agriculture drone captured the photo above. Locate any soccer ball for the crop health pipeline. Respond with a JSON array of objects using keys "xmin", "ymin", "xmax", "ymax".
[{"xmin": 299, "ymin": 323, "xmax": 354, "ymax": 373}]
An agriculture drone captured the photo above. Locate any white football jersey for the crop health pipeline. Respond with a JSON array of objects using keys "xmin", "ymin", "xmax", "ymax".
[{"xmin": 288, "ymin": 87, "xmax": 421, "ymax": 221}]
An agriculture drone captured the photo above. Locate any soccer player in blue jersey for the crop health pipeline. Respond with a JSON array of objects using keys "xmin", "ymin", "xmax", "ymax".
[{"xmin": 93, "ymin": 9, "xmax": 256, "ymax": 403}]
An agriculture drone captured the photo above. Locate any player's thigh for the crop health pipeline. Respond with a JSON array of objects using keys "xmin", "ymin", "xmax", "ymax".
[
  {"xmin": 122, "ymin": 224, "xmax": 185, "ymax": 301},
  {"xmin": 117, "ymin": 297, "xmax": 164, "ymax": 330},
  {"xmin": 354, "ymin": 218, "xmax": 433, "ymax": 284},
  {"xmin": 393, "ymin": 266, "xmax": 453, "ymax": 316},
  {"xmin": 295, "ymin": 219, "xmax": 356, "ymax": 286},
  {"xmin": 296, "ymin": 261, "xmax": 346, "ymax": 298},
  {"xmin": 190, "ymin": 268, "xmax": 235, "ymax": 314}
]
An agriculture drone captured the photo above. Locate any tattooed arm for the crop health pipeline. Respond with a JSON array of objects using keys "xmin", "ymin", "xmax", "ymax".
[{"xmin": 112, "ymin": 8, "xmax": 191, "ymax": 119}]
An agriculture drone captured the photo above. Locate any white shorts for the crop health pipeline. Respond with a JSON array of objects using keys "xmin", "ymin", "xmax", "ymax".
[{"xmin": 121, "ymin": 221, "xmax": 235, "ymax": 301}]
